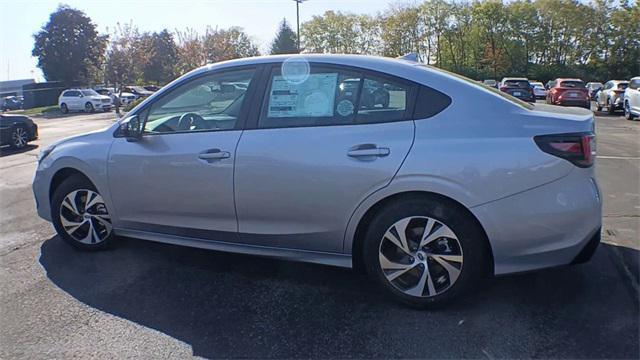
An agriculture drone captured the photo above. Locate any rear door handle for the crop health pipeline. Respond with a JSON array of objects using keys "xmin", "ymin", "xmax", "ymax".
[
  {"xmin": 198, "ymin": 149, "xmax": 230, "ymax": 161},
  {"xmin": 347, "ymin": 144, "xmax": 390, "ymax": 158}
]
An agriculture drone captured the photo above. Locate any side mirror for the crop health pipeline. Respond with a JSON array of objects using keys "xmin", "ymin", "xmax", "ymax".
[{"xmin": 116, "ymin": 115, "xmax": 143, "ymax": 142}]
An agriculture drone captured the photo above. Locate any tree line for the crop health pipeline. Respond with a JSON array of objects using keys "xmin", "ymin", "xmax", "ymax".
[{"xmin": 33, "ymin": 1, "xmax": 639, "ymax": 88}]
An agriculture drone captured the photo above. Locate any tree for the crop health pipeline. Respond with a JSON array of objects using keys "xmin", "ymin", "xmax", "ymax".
[
  {"xmin": 175, "ymin": 28, "xmax": 207, "ymax": 73},
  {"xmin": 141, "ymin": 30, "xmax": 179, "ymax": 84},
  {"xmin": 202, "ymin": 26, "xmax": 260, "ymax": 63},
  {"xmin": 33, "ymin": 5, "xmax": 107, "ymax": 84},
  {"xmin": 270, "ymin": 18, "xmax": 298, "ymax": 54},
  {"xmin": 105, "ymin": 23, "xmax": 140, "ymax": 86}
]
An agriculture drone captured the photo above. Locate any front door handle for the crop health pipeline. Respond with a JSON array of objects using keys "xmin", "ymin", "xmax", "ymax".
[
  {"xmin": 198, "ymin": 149, "xmax": 230, "ymax": 161},
  {"xmin": 347, "ymin": 144, "xmax": 390, "ymax": 158}
]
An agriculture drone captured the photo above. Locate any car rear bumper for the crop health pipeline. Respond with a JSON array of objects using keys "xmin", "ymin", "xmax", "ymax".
[
  {"xmin": 471, "ymin": 167, "xmax": 602, "ymax": 275},
  {"xmin": 556, "ymin": 99, "xmax": 590, "ymax": 108}
]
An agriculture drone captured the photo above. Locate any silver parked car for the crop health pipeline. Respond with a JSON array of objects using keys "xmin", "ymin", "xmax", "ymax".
[{"xmin": 33, "ymin": 55, "xmax": 602, "ymax": 308}]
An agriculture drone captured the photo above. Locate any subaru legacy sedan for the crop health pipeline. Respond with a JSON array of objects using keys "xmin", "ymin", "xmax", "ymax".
[{"xmin": 33, "ymin": 55, "xmax": 601, "ymax": 308}]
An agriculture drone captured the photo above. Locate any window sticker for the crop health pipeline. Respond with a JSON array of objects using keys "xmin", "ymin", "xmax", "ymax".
[
  {"xmin": 267, "ymin": 73, "xmax": 338, "ymax": 118},
  {"xmin": 336, "ymin": 99, "xmax": 355, "ymax": 117}
]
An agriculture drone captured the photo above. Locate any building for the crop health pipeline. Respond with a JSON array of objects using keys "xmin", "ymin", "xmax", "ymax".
[{"xmin": 0, "ymin": 79, "xmax": 35, "ymax": 97}]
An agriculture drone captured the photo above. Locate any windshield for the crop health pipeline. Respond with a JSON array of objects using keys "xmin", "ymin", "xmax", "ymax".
[
  {"xmin": 417, "ymin": 65, "xmax": 533, "ymax": 110},
  {"xmin": 559, "ymin": 81, "xmax": 585, "ymax": 88},
  {"xmin": 81, "ymin": 89, "xmax": 99, "ymax": 96}
]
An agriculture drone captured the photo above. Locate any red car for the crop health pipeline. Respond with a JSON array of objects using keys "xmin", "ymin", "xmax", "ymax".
[{"xmin": 546, "ymin": 78, "xmax": 590, "ymax": 109}]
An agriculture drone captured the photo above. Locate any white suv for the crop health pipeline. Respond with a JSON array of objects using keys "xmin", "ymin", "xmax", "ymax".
[
  {"xmin": 595, "ymin": 80, "xmax": 629, "ymax": 114},
  {"xmin": 624, "ymin": 76, "xmax": 640, "ymax": 120},
  {"xmin": 58, "ymin": 89, "xmax": 112, "ymax": 114}
]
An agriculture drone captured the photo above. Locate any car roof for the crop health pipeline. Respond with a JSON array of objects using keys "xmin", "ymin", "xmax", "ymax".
[
  {"xmin": 502, "ymin": 77, "xmax": 528, "ymax": 81},
  {"xmin": 556, "ymin": 78, "xmax": 583, "ymax": 82}
]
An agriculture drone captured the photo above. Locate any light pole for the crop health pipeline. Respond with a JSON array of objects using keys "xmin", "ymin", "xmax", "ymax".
[{"xmin": 293, "ymin": 0, "xmax": 306, "ymax": 53}]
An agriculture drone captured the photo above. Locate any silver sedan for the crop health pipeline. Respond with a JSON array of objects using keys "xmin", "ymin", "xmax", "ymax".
[{"xmin": 33, "ymin": 55, "xmax": 601, "ymax": 308}]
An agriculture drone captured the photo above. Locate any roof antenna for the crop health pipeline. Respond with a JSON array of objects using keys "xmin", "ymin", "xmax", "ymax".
[{"xmin": 397, "ymin": 53, "xmax": 419, "ymax": 62}]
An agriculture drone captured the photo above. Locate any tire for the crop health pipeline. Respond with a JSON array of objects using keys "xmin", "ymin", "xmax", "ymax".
[
  {"xmin": 51, "ymin": 175, "xmax": 114, "ymax": 250},
  {"xmin": 10, "ymin": 126, "xmax": 28, "ymax": 149},
  {"xmin": 85, "ymin": 102, "xmax": 94, "ymax": 113},
  {"xmin": 60, "ymin": 103, "xmax": 68, "ymax": 114},
  {"xmin": 362, "ymin": 196, "xmax": 488, "ymax": 309},
  {"xmin": 624, "ymin": 101, "xmax": 635, "ymax": 120},
  {"xmin": 607, "ymin": 98, "xmax": 615, "ymax": 115}
]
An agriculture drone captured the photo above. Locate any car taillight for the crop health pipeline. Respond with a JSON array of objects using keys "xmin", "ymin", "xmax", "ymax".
[{"xmin": 534, "ymin": 133, "xmax": 596, "ymax": 168}]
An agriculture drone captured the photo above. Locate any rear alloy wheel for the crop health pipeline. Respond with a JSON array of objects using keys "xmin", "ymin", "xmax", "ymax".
[
  {"xmin": 625, "ymin": 101, "xmax": 635, "ymax": 120},
  {"xmin": 85, "ymin": 102, "xmax": 94, "ymax": 113},
  {"xmin": 60, "ymin": 103, "xmax": 68, "ymax": 114},
  {"xmin": 52, "ymin": 176, "xmax": 114, "ymax": 250},
  {"xmin": 363, "ymin": 198, "xmax": 487, "ymax": 308},
  {"xmin": 10, "ymin": 126, "xmax": 28, "ymax": 149}
]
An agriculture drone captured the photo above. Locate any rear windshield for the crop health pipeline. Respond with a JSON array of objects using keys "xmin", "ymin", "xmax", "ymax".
[
  {"xmin": 559, "ymin": 81, "xmax": 585, "ymax": 88},
  {"xmin": 504, "ymin": 80, "xmax": 530, "ymax": 88},
  {"xmin": 417, "ymin": 65, "xmax": 533, "ymax": 110}
]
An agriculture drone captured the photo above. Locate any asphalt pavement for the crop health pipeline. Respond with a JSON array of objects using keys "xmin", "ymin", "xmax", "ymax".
[{"xmin": 0, "ymin": 107, "xmax": 638, "ymax": 359}]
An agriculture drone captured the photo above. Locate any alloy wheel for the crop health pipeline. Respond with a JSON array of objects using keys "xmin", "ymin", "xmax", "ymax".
[
  {"xmin": 59, "ymin": 189, "xmax": 112, "ymax": 244},
  {"xmin": 12, "ymin": 127, "xmax": 27, "ymax": 148},
  {"xmin": 85, "ymin": 103, "xmax": 93, "ymax": 112},
  {"xmin": 378, "ymin": 216, "xmax": 463, "ymax": 298}
]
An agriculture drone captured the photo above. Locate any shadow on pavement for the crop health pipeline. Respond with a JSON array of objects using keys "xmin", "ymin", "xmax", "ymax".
[
  {"xmin": 0, "ymin": 144, "xmax": 38, "ymax": 157},
  {"xmin": 39, "ymin": 236, "xmax": 639, "ymax": 359}
]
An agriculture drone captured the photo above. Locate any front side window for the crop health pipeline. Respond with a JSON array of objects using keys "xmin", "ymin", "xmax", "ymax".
[
  {"xmin": 258, "ymin": 64, "xmax": 412, "ymax": 129},
  {"xmin": 144, "ymin": 68, "xmax": 255, "ymax": 134}
]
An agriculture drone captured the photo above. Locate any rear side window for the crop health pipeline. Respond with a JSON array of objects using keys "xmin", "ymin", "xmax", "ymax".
[
  {"xmin": 630, "ymin": 79, "xmax": 640, "ymax": 90},
  {"xmin": 258, "ymin": 65, "xmax": 417, "ymax": 129}
]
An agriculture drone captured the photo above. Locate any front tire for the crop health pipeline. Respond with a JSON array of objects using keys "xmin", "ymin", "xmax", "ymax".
[
  {"xmin": 84, "ymin": 102, "xmax": 94, "ymax": 113},
  {"xmin": 51, "ymin": 175, "xmax": 114, "ymax": 250},
  {"xmin": 625, "ymin": 101, "xmax": 636, "ymax": 120},
  {"xmin": 362, "ymin": 196, "xmax": 488, "ymax": 309},
  {"xmin": 60, "ymin": 103, "xmax": 68, "ymax": 114}
]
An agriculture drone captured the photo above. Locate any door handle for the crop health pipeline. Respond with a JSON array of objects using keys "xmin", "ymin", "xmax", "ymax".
[
  {"xmin": 198, "ymin": 149, "xmax": 230, "ymax": 161},
  {"xmin": 347, "ymin": 144, "xmax": 390, "ymax": 158}
]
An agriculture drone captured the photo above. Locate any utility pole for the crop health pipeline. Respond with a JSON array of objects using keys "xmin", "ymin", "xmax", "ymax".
[{"xmin": 293, "ymin": 0, "xmax": 306, "ymax": 53}]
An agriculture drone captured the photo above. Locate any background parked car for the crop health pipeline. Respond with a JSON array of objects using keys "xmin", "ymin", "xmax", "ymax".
[
  {"xmin": 122, "ymin": 86, "xmax": 154, "ymax": 98},
  {"xmin": 482, "ymin": 79, "xmax": 498, "ymax": 88},
  {"xmin": 530, "ymin": 81, "xmax": 547, "ymax": 99},
  {"xmin": 1, "ymin": 96, "xmax": 23, "ymax": 111},
  {"xmin": 499, "ymin": 77, "xmax": 534, "ymax": 102},
  {"xmin": 143, "ymin": 85, "xmax": 160, "ymax": 92},
  {"xmin": 546, "ymin": 78, "xmax": 590, "ymax": 109},
  {"xmin": 595, "ymin": 80, "xmax": 629, "ymax": 114},
  {"xmin": 0, "ymin": 114, "xmax": 38, "ymax": 149},
  {"xmin": 624, "ymin": 76, "xmax": 640, "ymax": 120},
  {"xmin": 58, "ymin": 89, "xmax": 112, "ymax": 114},
  {"xmin": 586, "ymin": 82, "xmax": 603, "ymax": 100}
]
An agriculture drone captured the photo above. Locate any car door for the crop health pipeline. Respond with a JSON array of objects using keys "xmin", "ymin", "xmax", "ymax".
[
  {"xmin": 233, "ymin": 63, "xmax": 416, "ymax": 253},
  {"xmin": 108, "ymin": 66, "xmax": 260, "ymax": 240},
  {"xmin": 630, "ymin": 79, "xmax": 640, "ymax": 113}
]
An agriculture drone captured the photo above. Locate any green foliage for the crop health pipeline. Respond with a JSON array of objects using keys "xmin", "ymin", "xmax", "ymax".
[
  {"xmin": 271, "ymin": 18, "xmax": 298, "ymax": 54},
  {"xmin": 123, "ymin": 97, "xmax": 144, "ymax": 112},
  {"xmin": 32, "ymin": 5, "xmax": 108, "ymax": 84},
  {"xmin": 301, "ymin": 0, "xmax": 640, "ymax": 82}
]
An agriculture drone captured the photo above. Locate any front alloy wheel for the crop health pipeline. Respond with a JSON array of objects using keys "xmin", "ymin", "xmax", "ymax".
[
  {"xmin": 59, "ymin": 189, "xmax": 112, "ymax": 244},
  {"xmin": 11, "ymin": 127, "xmax": 28, "ymax": 148},
  {"xmin": 379, "ymin": 216, "xmax": 463, "ymax": 298}
]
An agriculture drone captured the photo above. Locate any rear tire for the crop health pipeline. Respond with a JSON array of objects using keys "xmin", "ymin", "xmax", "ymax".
[
  {"xmin": 362, "ymin": 196, "xmax": 488, "ymax": 309},
  {"xmin": 60, "ymin": 103, "xmax": 68, "ymax": 114},
  {"xmin": 51, "ymin": 175, "xmax": 114, "ymax": 250}
]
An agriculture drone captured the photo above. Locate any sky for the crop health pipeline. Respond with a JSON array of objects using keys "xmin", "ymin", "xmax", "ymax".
[{"xmin": 0, "ymin": 0, "xmax": 397, "ymax": 82}]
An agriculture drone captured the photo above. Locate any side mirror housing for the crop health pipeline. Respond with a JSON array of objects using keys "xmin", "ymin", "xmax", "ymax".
[{"xmin": 115, "ymin": 115, "xmax": 143, "ymax": 142}]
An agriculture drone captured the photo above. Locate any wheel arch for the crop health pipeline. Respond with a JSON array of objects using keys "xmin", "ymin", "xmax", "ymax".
[
  {"xmin": 350, "ymin": 190, "xmax": 494, "ymax": 276},
  {"xmin": 49, "ymin": 167, "xmax": 94, "ymax": 204}
]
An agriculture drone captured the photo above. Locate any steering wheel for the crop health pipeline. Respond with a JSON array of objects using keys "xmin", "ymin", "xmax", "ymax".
[{"xmin": 177, "ymin": 112, "xmax": 207, "ymax": 131}]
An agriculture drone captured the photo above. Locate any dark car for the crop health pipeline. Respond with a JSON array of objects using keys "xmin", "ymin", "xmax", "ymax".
[
  {"xmin": 0, "ymin": 114, "xmax": 38, "ymax": 149},
  {"xmin": 546, "ymin": 78, "xmax": 590, "ymax": 109},
  {"xmin": 2, "ymin": 96, "xmax": 23, "ymax": 111},
  {"xmin": 143, "ymin": 85, "xmax": 160, "ymax": 92},
  {"xmin": 499, "ymin": 77, "xmax": 534, "ymax": 102},
  {"xmin": 122, "ymin": 86, "xmax": 154, "ymax": 98}
]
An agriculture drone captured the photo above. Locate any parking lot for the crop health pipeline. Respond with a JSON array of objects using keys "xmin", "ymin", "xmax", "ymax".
[{"xmin": 0, "ymin": 108, "xmax": 638, "ymax": 358}]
